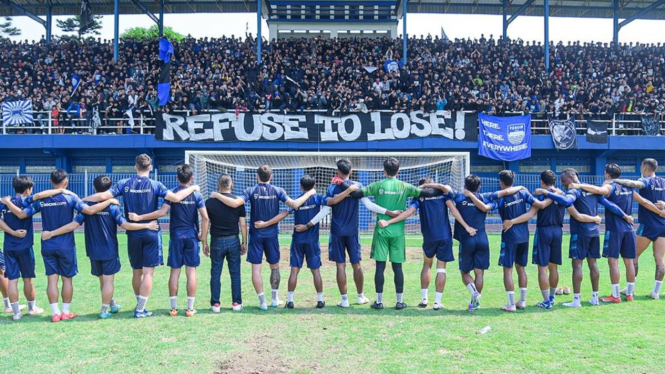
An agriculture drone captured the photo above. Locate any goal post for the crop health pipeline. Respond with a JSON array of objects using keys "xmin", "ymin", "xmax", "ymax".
[{"xmin": 186, "ymin": 151, "xmax": 470, "ymax": 237}]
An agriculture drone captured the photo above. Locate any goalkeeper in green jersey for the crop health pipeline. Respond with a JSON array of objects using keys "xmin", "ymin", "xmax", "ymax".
[{"xmin": 344, "ymin": 157, "xmax": 440, "ymax": 310}]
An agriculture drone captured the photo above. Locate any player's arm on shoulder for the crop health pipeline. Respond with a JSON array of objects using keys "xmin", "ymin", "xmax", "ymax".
[
  {"xmin": 255, "ymin": 210, "xmax": 290, "ymax": 229},
  {"xmin": 464, "ymin": 191, "xmax": 493, "ymax": 212},
  {"xmin": 83, "ymin": 189, "xmax": 115, "ymax": 203},
  {"xmin": 379, "ymin": 206, "xmax": 416, "ymax": 229},
  {"xmin": 41, "ymin": 221, "xmax": 81, "ymax": 241},
  {"xmin": 32, "ymin": 188, "xmax": 75, "ymax": 201},
  {"xmin": 612, "ymin": 178, "xmax": 645, "ymax": 189},
  {"xmin": 446, "ymin": 200, "xmax": 477, "ymax": 236},
  {"xmin": 504, "ymin": 205, "xmax": 537, "ymax": 232},
  {"xmin": 525, "ymin": 191, "xmax": 548, "ymax": 209},
  {"xmin": 0, "ymin": 218, "xmax": 27, "ymax": 238},
  {"xmin": 567, "ymin": 206, "xmax": 601, "ymax": 224},
  {"xmin": 1, "ymin": 197, "xmax": 33, "ymax": 219},
  {"xmin": 599, "ymin": 196, "xmax": 633, "ymax": 224},
  {"xmin": 494, "ymin": 185, "xmax": 525, "ymax": 198},
  {"xmin": 325, "ymin": 184, "xmax": 360, "ymax": 205},
  {"xmin": 632, "ymin": 191, "xmax": 665, "ymax": 217},
  {"xmin": 211, "ymin": 191, "xmax": 246, "ymax": 208},
  {"xmin": 569, "ymin": 182, "xmax": 611, "ymax": 196},
  {"xmin": 165, "ymin": 184, "xmax": 200, "ymax": 203},
  {"xmin": 131, "ymin": 203, "xmax": 170, "ymax": 222},
  {"xmin": 420, "ymin": 183, "xmax": 452, "ymax": 194},
  {"xmin": 79, "ymin": 196, "xmax": 120, "ymax": 215},
  {"xmin": 286, "ymin": 188, "xmax": 317, "ymax": 209}
]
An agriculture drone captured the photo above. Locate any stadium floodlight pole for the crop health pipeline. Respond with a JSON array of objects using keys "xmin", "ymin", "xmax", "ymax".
[
  {"xmin": 113, "ymin": 0, "xmax": 119, "ymax": 62},
  {"xmin": 544, "ymin": 0, "xmax": 549, "ymax": 72},
  {"xmin": 257, "ymin": 0, "xmax": 262, "ymax": 64},
  {"xmin": 402, "ymin": 0, "xmax": 407, "ymax": 65}
]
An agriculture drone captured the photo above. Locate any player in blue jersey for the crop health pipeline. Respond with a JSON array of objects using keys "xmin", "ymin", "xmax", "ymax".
[
  {"xmin": 288, "ymin": 159, "xmax": 392, "ymax": 308},
  {"xmin": 210, "ymin": 165, "xmax": 318, "ymax": 310},
  {"xmin": 83, "ymin": 154, "xmax": 200, "ymax": 318},
  {"xmin": 465, "ymin": 170, "xmax": 548, "ymax": 312},
  {"xmin": 3, "ymin": 169, "xmax": 119, "ymax": 322},
  {"xmin": 505, "ymin": 171, "xmax": 601, "ymax": 309},
  {"xmin": 128, "ymin": 164, "xmax": 209, "ymax": 317},
  {"xmin": 253, "ymin": 175, "xmax": 354, "ymax": 309},
  {"xmin": 610, "ymin": 159, "xmax": 665, "ymax": 299},
  {"xmin": 377, "ymin": 177, "xmax": 477, "ymax": 311},
  {"xmin": 570, "ymin": 163, "xmax": 665, "ymax": 303},
  {"xmin": 39, "ymin": 175, "xmax": 160, "ymax": 319}
]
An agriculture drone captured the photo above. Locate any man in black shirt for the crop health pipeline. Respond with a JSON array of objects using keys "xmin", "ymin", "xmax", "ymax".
[{"xmin": 205, "ymin": 174, "xmax": 247, "ymax": 312}]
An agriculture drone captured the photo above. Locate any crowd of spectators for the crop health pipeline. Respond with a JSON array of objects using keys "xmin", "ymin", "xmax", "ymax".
[{"xmin": 1, "ymin": 33, "xmax": 665, "ymax": 134}]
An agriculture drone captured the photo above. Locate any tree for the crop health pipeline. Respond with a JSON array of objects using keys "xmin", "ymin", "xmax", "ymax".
[
  {"xmin": 0, "ymin": 17, "xmax": 21, "ymax": 40},
  {"xmin": 56, "ymin": 15, "xmax": 103, "ymax": 37},
  {"xmin": 121, "ymin": 25, "xmax": 185, "ymax": 42}
]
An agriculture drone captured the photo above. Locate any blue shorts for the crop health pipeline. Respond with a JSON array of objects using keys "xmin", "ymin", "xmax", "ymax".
[
  {"xmin": 458, "ymin": 234, "xmax": 490, "ymax": 273},
  {"xmin": 4, "ymin": 247, "xmax": 36, "ymax": 280},
  {"xmin": 42, "ymin": 247, "xmax": 78, "ymax": 277},
  {"xmin": 290, "ymin": 242, "xmax": 321, "ymax": 269},
  {"xmin": 569, "ymin": 235, "xmax": 601, "ymax": 260},
  {"xmin": 636, "ymin": 224, "xmax": 665, "ymax": 242},
  {"xmin": 603, "ymin": 231, "xmax": 637, "ymax": 259},
  {"xmin": 127, "ymin": 232, "xmax": 163, "ymax": 270},
  {"xmin": 423, "ymin": 239, "xmax": 454, "ymax": 262},
  {"xmin": 247, "ymin": 236, "xmax": 280, "ymax": 265},
  {"xmin": 90, "ymin": 258, "xmax": 121, "ymax": 277},
  {"xmin": 499, "ymin": 242, "xmax": 529, "ymax": 268},
  {"xmin": 532, "ymin": 226, "xmax": 563, "ymax": 266},
  {"xmin": 167, "ymin": 238, "xmax": 201, "ymax": 268},
  {"xmin": 328, "ymin": 234, "xmax": 361, "ymax": 264}
]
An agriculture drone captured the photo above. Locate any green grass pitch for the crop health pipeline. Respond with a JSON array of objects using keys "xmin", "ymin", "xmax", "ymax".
[{"xmin": 0, "ymin": 233, "xmax": 662, "ymax": 373}]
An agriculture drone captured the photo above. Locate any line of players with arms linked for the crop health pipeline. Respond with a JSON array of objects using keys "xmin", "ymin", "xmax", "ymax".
[{"xmin": 1, "ymin": 154, "xmax": 664, "ymax": 322}]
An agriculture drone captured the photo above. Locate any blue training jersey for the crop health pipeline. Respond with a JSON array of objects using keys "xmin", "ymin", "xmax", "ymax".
[
  {"xmin": 549, "ymin": 188, "xmax": 600, "ymax": 237},
  {"xmin": 535, "ymin": 191, "xmax": 565, "ymax": 227},
  {"xmin": 289, "ymin": 194, "xmax": 326, "ymax": 244},
  {"xmin": 637, "ymin": 176, "xmax": 665, "ymax": 228},
  {"xmin": 0, "ymin": 195, "xmax": 35, "ymax": 252},
  {"xmin": 110, "ymin": 176, "xmax": 169, "ymax": 233},
  {"xmin": 605, "ymin": 183, "xmax": 634, "ymax": 233},
  {"xmin": 164, "ymin": 186, "xmax": 205, "ymax": 240},
  {"xmin": 409, "ymin": 189, "xmax": 450, "ymax": 243},
  {"xmin": 24, "ymin": 194, "xmax": 89, "ymax": 251},
  {"xmin": 74, "ymin": 203, "xmax": 126, "ymax": 261},
  {"xmin": 242, "ymin": 183, "xmax": 290, "ymax": 238},
  {"xmin": 491, "ymin": 190, "xmax": 536, "ymax": 243},
  {"xmin": 326, "ymin": 181, "xmax": 364, "ymax": 237},
  {"xmin": 451, "ymin": 191, "xmax": 497, "ymax": 242}
]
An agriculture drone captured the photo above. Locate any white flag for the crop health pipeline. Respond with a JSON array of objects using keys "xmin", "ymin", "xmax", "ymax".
[{"xmin": 440, "ymin": 27, "xmax": 449, "ymax": 41}]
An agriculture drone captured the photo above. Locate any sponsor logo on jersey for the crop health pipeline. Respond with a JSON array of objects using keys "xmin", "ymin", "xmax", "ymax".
[
  {"xmin": 128, "ymin": 188, "xmax": 152, "ymax": 193},
  {"xmin": 40, "ymin": 201, "xmax": 67, "ymax": 208}
]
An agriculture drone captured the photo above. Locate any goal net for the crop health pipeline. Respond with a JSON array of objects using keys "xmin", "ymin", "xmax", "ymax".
[{"xmin": 186, "ymin": 151, "xmax": 469, "ymax": 238}]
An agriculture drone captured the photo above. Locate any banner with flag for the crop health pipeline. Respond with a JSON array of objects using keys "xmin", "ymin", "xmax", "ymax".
[
  {"xmin": 641, "ymin": 116, "xmax": 660, "ymax": 136},
  {"xmin": 2, "ymin": 101, "xmax": 34, "ymax": 126},
  {"xmin": 384, "ymin": 60, "xmax": 400, "ymax": 73},
  {"xmin": 72, "ymin": 73, "xmax": 81, "ymax": 90},
  {"xmin": 79, "ymin": 0, "xmax": 94, "ymax": 34},
  {"xmin": 549, "ymin": 118, "xmax": 578, "ymax": 150},
  {"xmin": 587, "ymin": 120, "xmax": 608, "ymax": 143},
  {"xmin": 478, "ymin": 113, "xmax": 531, "ymax": 161},
  {"xmin": 158, "ymin": 38, "xmax": 174, "ymax": 106}
]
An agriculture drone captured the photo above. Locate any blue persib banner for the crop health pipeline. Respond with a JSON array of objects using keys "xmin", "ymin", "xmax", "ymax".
[{"xmin": 478, "ymin": 113, "xmax": 531, "ymax": 161}]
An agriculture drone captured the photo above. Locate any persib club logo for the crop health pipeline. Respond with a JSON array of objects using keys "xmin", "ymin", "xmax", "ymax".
[
  {"xmin": 125, "ymin": 186, "xmax": 130, "ymax": 193},
  {"xmin": 379, "ymin": 189, "xmax": 384, "ymax": 195},
  {"xmin": 419, "ymin": 197, "xmax": 424, "ymax": 202},
  {"xmin": 254, "ymin": 193, "xmax": 259, "ymax": 200},
  {"xmin": 507, "ymin": 123, "xmax": 526, "ymax": 145}
]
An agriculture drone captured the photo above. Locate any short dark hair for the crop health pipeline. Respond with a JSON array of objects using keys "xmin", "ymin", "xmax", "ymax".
[
  {"xmin": 465, "ymin": 174, "xmax": 482, "ymax": 192},
  {"xmin": 643, "ymin": 158, "xmax": 658, "ymax": 172},
  {"xmin": 93, "ymin": 175, "xmax": 113, "ymax": 193},
  {"xmin": 177, "ymin": 164, "xmax": 194, "ymax": 184},
  {"xmin": 605, "ymin": 163, "xmax": 622, "ymax": 179},
  {"xmin": 218, "ymin": 174, "xmax": 232, "ymax": 190},
  {"xmin": 418, "ymin": 177, "xmax": 433, "ymax": 186},
  {"xmin": 300, "ymin": 175, "xmax": 316, "ymax": 191},
  {"xmin": 540, "ymin": 170, "xmax": 556, "ymax": 186},
  {"xmin": 561, "ymin": 168, "xmax": 579, "ymax": 181},
  {"xmin": 12, "ymin": 175, "xmax": 34, "ymax": 194},
  {"xmin": 498, "ymin": 170, "xmax": 515, "ymax": 187},
  {"xmin": 384, "ymin": 157, "xmax": 400, "ymax": 177},
  {"xmin": 50, "ymin": 169, "xmax": 68, "ymax": 185},
  {"xmin": 135, "ymin": 154, "xmax": 152, "ymax": 172},
  {"xmin": 337, "ymin": 159, "xmax": 352, "ymax": 175},
  {"xmin": 257, "ymin": 165, "xmax": 272, "ymax": 182}
]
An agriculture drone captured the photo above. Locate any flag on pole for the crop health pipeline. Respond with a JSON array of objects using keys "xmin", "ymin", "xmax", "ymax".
[
  {"xmin": 440, "ymin": 26, "xmax": 449, "ymax": 41},
  {"xmin": 79, "ymin": 0, "xmax": 94, "ymax": 34},
  {"xmin": 157, "ymin": 38, "xmax": 174, "ymax": 106},
  {"xmin": 72, "ymin": 74, "xmax": 81, "ymax": 90}
]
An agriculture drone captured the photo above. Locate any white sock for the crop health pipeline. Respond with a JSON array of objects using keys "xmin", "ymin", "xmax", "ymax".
[
  {"xmin": 592, "ymin": 291, "xmax": 599, "ymax": 299},
  {"xmin": 611, "ymin": 284, "xmax": 620, "ymax": 298},
  {"xmin": 376, "ymin": 293, "xmax": 383, "ymax": 303},
  {"xmin": 435, "ymin": 292, "xmax": 443, "ymax": 304},
  {"xmin": 357, "ymin": 293, "xmax": 364, "ymax": 299},
  {"xmin": 62, "ymin": 303, "xmax": 71, "ymax": 314},
  {"xmin": 3, "ymin": 297, "xmax": 10, "ymax": 309},
  {"xmin": 257, "ymin": 293, "xmax": 266, "ymax": 305},
  {"xmin": 519, "ymin": 288, "xmax": 527, "ymax": 303},
  {"xmin": 466, "ymin": 283, "xmax": 477, "ymax": 295},
  {"xmin": 170, "ymin": 296, "xmax": 178, "ymax": 310},
  {"xmin": 110, "ymin": 298, "xmax": 117, "ymax": 308},
  {"xmin": 11, "ymin": 302, "xmax": 20, "ymax": 315},
  {"xmin": 421, "ymin": 289, "xmax": 428, "ymax": 300},
  {"xmin": 549, "ymin": 287, "xmax": 557, "ymax": 299},
  {"xmin": 541, "ymin": 289, "xmax": 550, "ymax": 302},
  {"xmin": 28, "ymin": 300, "xmax": 36, "ymax": 311},
  {"xmin": 50, "ymin": 303, "xmax": 60, "ymax": 315},
  {"xmin": 136, "ymin": 296, "xmax": 148, "ymax": 312},
  {"xmin": 654, "ymin": 280, "xmax": 663, "ymax": 294},
  {"xmin": 271, "ymin": 289, "xmax": 279, "ymax": 302},
  {"xmin": 396, "ymin": 293, "xmax": 404, "ymax": 303},
  {"xmin": 567, "ymin": 293, "xmax": 581, "ymax": 306},
  {"xmin": 341, "ymin": 294, "xmax": 348, "ymax": 301},
  {"xmin": 507, "ymin": 291, "xmax": 515, "ymax": 306},
  {"xmin": 317, "ymin": 292, "xmax": 324, "ymax": 302},
  {"xmin": 187, "ymin": 297, "xmax": 195, "ymax": 310},
  {"xmin": 101, "ymin": 304, "xmax": 110, "ymax": 314},
  {"xmin": 287, "ymin": 292, "xmax": 294, "ymax": 303},
  {"xmin": 626, "ymin": 282, "xmax": 635, "ymax": 296},
  {"xmin": 135, "ymin": 294, "xmax": 140, "ymax": 303}
]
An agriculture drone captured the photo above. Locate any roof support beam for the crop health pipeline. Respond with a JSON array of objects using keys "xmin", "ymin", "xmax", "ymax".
[
  {"xmin": 614, "ymin": 0, "xmax": 665, "ymax": 43},
  {"xmin": 506, "ymin": 0, "xmax": 536, "ymax": 26},
  {"xmin": 502, "ymin": 0, "xmax": 536, "ymax": 39},
  {"xmin": 1, "ymin": 0, "xmax": 45, "ymax": 28},
  {"xmin": 128, "ymin": 0, "xmax": 160, "ymax": 24}
]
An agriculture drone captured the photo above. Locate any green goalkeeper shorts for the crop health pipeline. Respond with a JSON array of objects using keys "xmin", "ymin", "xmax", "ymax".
[{"xmin": 370, "ymin": 234, "xmax": 406, "ymax": 263}]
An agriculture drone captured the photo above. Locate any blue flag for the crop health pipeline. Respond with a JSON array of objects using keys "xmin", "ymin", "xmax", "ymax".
[
  {"xmin": 159, "ymin": 39, "xmax": 174, "ymax": 63},
  {"xmin": 384, "ymin": 60, "xmax": 400, "ymax": 73},
  {"xmin": 93, "ymin": 72, "xmax": 101, "ymax": 84},
  {"xmin": 478, "ymin": 113, "xmax": 531, "ymax": 161},
  {"xmin": 158, "ymin": 39, "xmax": 174, "ymax": 106},
  {"xmin": 72, "ymin": 73, "xmax": 81, "ymax": 90}
]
